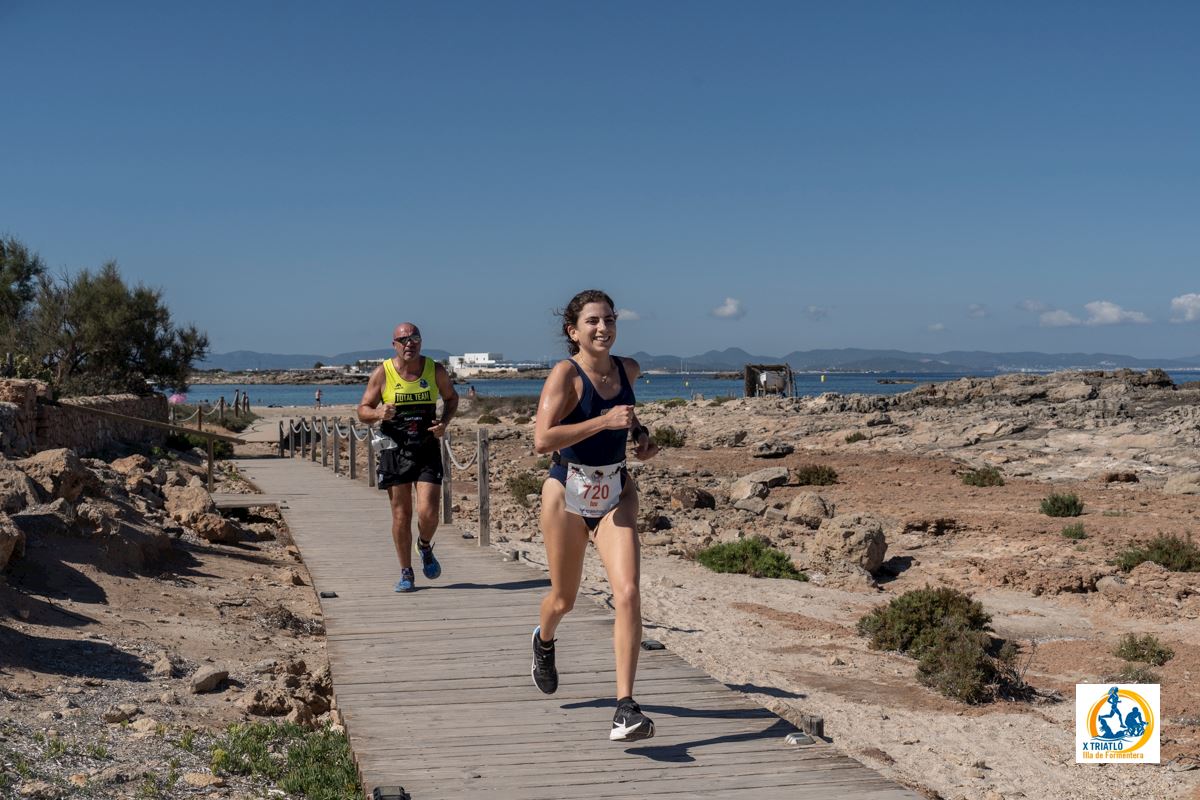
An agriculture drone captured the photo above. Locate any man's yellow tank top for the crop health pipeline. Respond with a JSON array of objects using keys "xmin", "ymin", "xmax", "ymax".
[{"xmin": 380, "ymin": 357, "xmax": 439, "ymax": 447}]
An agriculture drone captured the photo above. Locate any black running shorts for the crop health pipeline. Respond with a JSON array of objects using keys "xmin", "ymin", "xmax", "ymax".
[{"xmin": 377, "ymin": 440, "xmax": 443, "ymax": 489}]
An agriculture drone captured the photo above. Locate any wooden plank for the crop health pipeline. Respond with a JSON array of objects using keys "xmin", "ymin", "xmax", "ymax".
[{"xmin": 230, "ymin": 458, "xmax": 917, "ymax": 800}]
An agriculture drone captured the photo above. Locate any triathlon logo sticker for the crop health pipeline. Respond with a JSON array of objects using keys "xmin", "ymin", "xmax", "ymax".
[{"xmin": 1076, "ymin": 683, "xmax": 1159, "ymax": 763}]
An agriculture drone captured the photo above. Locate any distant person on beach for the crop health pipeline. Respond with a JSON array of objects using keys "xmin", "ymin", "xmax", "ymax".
[
  {"xmin": 530, "ymin": 289, "xmax": 660, "ymax": 742},
  {"xmin": 467, "ymin": 384, "xmax": 477, "ymax": 400},
  {"xmin": 314, "ymin": 388, "xmax": 322, "ymax": 409},
  {"xmin": 357, "ymin": 322, "xmax": 458, "ymax": 593}
]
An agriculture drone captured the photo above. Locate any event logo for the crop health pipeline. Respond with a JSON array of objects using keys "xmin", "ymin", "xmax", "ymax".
[{"xmin": 1075, "ymin": 683, "xmax": 1159, "ymax": 763}]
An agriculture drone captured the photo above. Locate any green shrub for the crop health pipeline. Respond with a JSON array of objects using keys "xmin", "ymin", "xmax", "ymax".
[
  {"xmin": 660, "ymin": 398, "xmax": 687, "ymax": 408},
  {"xmin": 916, "ymin": 621, "xmax": 1003, "ymax": 704},
  {"xmin": 210, "ymin": 722, "xmax": 359, "ymax": 799},
  {"xmin": 513, "ymin": 415, "xmax": 531, "ymax": 425},
  {"xmin": 961, "ymin": 467, "xmax": 1004, "ymax": 487},
  {"xmin": 857, "ymin": 587, "xmax": 991, "ymax": 658},
  {"xmin": 533, "ymin": 455, "xmax": 552, "ymax": 470},
  {"xmin": 844, "ymin": 431, "xmax": 866, "ymax": 443},
  {"xmin": 1114, "ymin": 633, "xmax": 1174, "ymax": 666},
  {"xmin": 793, "ymin": 464, "xmax": 837, "ymax": 486},
  {"xmin": 651, "ymin": 426, "xmax": 686, "ymax": 448},
  {"xmin": 1060, "ymin": 523, "xmax": 1087, "ymax": 540},
  {"xmin": 695, "ymin": 537, "xmax": 807, "ymax": 581},
  {"xmin": 710, "ymin": 395, "xmax": 736, "ymax": 406},
  {"xmin": 1040, "ymin": 493, "xmax": 1083, "ymax": 517},
  {"xmin": 165, "ymin": 432, "xmax": 232, "ymax": 458},
  {"xmin": 859, "ymin": 588, "xmax": 1032, "ymax": 704},
  {"xmin": 477, "ymin": 413, "xmax": 501, "ymax": 425},
  {"xmin": 506, "ymin": 472, "xmax": 543, "ymax": 507},
  {"xmin": 1113, "ymin": 534, "xmax": 1200, "ymax": 573}
]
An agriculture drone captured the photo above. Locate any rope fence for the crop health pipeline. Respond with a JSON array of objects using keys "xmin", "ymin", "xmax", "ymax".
[
  {"xmin": 169, "ymin": 394, "xmax": 252, "ymax": 431},
  {"xmin": 277, "ymin": 418, "xmax": 492, "ymax": 546}
]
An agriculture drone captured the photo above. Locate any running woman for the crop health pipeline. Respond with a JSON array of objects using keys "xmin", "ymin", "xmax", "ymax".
[{"xmin": 530, "ymin": 289, "xmax": 660, "ymax": 741}]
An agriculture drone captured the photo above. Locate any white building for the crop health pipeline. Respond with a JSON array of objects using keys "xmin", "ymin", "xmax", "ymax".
[{"xmin": 448, "ymin": 353, "xmax": 503, "ymax": 372}]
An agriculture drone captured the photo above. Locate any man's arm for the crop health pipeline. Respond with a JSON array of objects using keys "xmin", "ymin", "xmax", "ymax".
[
  {"xmin": 356, "ymin": 366, "xmax": 395, "ymax": 424},
  {"xmin": 429, "ymin": 363, "xmax": 458, "ymax": 438}
]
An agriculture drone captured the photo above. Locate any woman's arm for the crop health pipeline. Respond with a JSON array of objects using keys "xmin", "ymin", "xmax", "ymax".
[{"xmin": 533, "ymin": 361, "xmax": 634, "ymax": 454}]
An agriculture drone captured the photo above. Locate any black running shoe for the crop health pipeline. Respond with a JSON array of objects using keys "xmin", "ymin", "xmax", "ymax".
[
  {"xmin": 610, "ymin": 697, "xmax": 655, "ymax": 741},
  {"xmin": 531, "ymin": 626, "xmax": 558, "ymax": 694}
]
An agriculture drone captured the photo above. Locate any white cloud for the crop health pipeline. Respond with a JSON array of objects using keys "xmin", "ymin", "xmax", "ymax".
[
  {"xmin": 1019, "ymin": 299, "xmax": 1048, "ymax": 313},
  {"xmin": 1083, "ymin": 300, "xmax": 1150, "ymax": 326},
  {"xmin": 711, "ymin": 297, "xmax": 745, "ymax": 319},
  {"xmin": 806, "ymin": 305, "xmax": 829, "ymax": 321},
  {"xmin": 616, "ymin": 308, "xmax": 640, "ymax": 321},
  {"xmin": 1170, "ymin": 293, "xmax": 1200, "ymax": 323},
  {"xmin": 1040, "ymin": 310, "xmax": 1081, "ymax": 327},
  {"xmin": 967, "ymin": 303, "xmax": 988, "ymax": 319},
  {"xmin": 927, "ymin": 322, "xmax": 946, "ymax": 332}
]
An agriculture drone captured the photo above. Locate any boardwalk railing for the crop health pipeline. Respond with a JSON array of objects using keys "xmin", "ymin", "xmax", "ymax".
[
  {"xmin": 169, "ymin": 395, "xmax": 252, "ymax": 430},
  {"xmin": 278, "ymin": 418, "xmax": 492, "ymax": 545}
]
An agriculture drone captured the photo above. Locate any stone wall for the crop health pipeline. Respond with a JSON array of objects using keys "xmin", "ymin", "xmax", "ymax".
[{"xmin": 0, "ymin": 380, "xmax": 167, "ymax": 457}]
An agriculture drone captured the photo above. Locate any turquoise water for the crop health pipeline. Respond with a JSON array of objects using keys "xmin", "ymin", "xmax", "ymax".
[{"xmin": 182, "ymin": 370, "xmax": 1200, "ymax": 407}]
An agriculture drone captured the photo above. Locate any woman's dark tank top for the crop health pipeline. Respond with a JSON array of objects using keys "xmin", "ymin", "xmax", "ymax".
[{"xmin": 556, "ymin": 357, "xmax": 635, "ymax": 466}]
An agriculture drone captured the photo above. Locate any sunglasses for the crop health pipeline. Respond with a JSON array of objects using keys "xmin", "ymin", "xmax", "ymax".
[{"xmin": 393, "ymin": 335, "xmax": 422, "ymax": 346}]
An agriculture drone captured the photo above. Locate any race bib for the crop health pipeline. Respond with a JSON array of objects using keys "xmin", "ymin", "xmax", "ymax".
[{"xmin": 563, "ymin": 461, "xmax": 624, "ymax": 519}]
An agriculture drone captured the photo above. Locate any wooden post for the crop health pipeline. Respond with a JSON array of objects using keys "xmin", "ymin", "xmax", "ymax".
[
  {"xmin": 279, "ymin": 421, "xmax": 286, "ymax": 457},
  {"xmin": 321, "ymin": 418, "xmax": 328, "ymax": 467},
  {"xmin": 197, "ymin": 405, "xmax": 203, "ymax": 431},
  {"xmin": 349, "ymin": 428, "xmax": 357, "ymax": 480},
  {"xmin": 311, "ymin": 417, "xmax": 318, "ymax": 462},
  {"xmin": 206, "ymin": 437, "xmax": 214, "ymax": 491},
  {"xmin": 332, "ymin": 425, "xmax": 340, "ymax": 475},
  {"xmin": 477, "ymin": 427, "xmax": 489, "ymax": 546},
  {"xmin": 219, "ymin": 397, "xmax": 226, "ymax": 423},
  {"xmin": 441, "ymin": 431, "xmax": 453, "ymax": 524},
  {"xmin": 366, "ymin": 430, "xmax": 376, "ymax": 488},
  {"xmin": 289, "ymin": 422, "xmax": 296, "ymax": 457}
]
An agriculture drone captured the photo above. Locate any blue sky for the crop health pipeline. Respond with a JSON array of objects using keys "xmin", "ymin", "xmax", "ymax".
[{"xmin": 2, "ymin": 1, "xmax": 1198, "ymax": 360}]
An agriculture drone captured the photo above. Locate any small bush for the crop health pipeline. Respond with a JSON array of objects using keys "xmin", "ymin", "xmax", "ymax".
[
  {"xmin": 845, "ymin": 431, "xmax": 866, "ymax": 443},
  {"xmin": 1113, "ymin": 534, "xmax": 1200, "ymax": 573},
  {"xmin": 533, "ymin": 455, "xmax": 551, "ymax": 470},
  {"xmin": 857, "ymin": 587, "xmax": 991, "ymax": 658},
  {"xmin": 660, "ymin": 397, "xmax": 687, "ymax": 408},
  {"xmin": 651, "ymin": 426, "xmax": 686, "ymax": 448},
  {"xmin": 1114, "ymin": 633, "xmax": 1174, "ymax": 666},
  {"xmin": 165, "ymin": 432, "xmax": 233, "ymax": 458},
  {"xmin": 710, "ymin": 395, "xmax": 736, "ymax": 406},
  {"xmin": 1040, "ymin": 493, "xmax": 1083, "ymax": 517},
  {"xmin": 477, "ymin": 413, "xmax": 501, "ymax": 425},
  {"xmin": 916, "ymin": 621, "xmax": 1001, "ymax": 704},
  {"xmin": 961, "ymin": 467, "xmax": 1004, "ymax": 487},
  {"xmin": 695, "ymin": 537, "xmax": 807, "ymax": 581},
  {"xmin": 794, "ymin": 464, "xmax": 837, "ymax": 486},
  {"xmin": 210, "ymin": 722, "xmax": 359, "ymax": 799},
  {"xmin": 1060, "ymin": 523, "xmax": 1087, "ymax": 540},
  {"xmin": 506, "ymin": 472, "xmax": 543, "ymax": 507},
  {"xmin": 1102, "ymin": 471, "xmax": 1139, "ymax": 483},
  {"xmin": 513, "ymin": 415, "xmax": 531, "ymax": 425}
]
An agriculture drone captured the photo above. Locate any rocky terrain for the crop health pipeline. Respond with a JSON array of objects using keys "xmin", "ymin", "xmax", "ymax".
[
  {"xmin": 429, "ymin": 368, "xmax": 1199, "ymax": 800},
  {"xmin": 3, "ymin": 367, "xmax": 1198, "ymax": 800},
  {"xmin": 0, "ymin": 446, "xmax": 340, "ymax": 798}
]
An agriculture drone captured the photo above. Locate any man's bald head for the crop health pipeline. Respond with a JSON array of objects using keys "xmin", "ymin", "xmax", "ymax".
[{"xmin": 393, "ymin": 322, "xmax": 420, "ymax": 340}]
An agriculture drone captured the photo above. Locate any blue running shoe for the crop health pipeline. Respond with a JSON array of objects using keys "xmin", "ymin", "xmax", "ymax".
[
  {"xmin": 418, "ymin": 539, "xmax": 441, "ymax": 580},
  {"xmin": 394, "ymin": 568, "xmax": 415, "ymax": 593}
]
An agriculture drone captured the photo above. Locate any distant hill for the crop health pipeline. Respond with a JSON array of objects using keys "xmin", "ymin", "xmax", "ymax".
[
  {"xmin": 198, "ymin": 349, "xmax": 451, "ymax": 371},
  {"xmin": 199, "ymin": 347, "xmax": 1200, "ymax": 373}
]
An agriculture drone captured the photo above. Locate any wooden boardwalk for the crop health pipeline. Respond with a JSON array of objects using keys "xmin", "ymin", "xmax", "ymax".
[{"xmin": 231, "ymin": 456, "xmax": 917, "ymax": 800}]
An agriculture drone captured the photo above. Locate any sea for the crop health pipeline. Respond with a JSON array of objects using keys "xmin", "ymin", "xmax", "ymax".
[{"xmin": 182, "ymin": 369, "xmax": 1200, "ymax": 408}]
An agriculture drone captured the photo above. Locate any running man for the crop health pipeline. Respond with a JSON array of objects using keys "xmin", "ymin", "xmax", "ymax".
[
  {"xmin": 531, "ymin": 289, "xmax": 660, "ymax": 741},
  {"xmin": 357, "ymin": 323, "xmax": 458, "ymax": 592}
]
